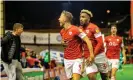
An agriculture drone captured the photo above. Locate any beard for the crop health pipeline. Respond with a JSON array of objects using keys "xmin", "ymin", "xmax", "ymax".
[
  {"xmin": 80, "ymin": 22, "xmax": 88, "ymax": 28},
  {"xmin": 112, "ymin": 32, "xmax": 117, "ymax": 35},
  {"xmin": 80, "ymin": 20, "xmax": 89, "ymax": 28}
]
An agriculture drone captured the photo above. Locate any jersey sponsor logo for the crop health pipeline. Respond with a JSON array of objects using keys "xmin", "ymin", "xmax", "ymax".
[
  {"xmin": 69, "ymin": 31, "xmax": 72, "ymax": 35},
  {"xmin": 109, "ymin": 42, "xmax": 118, "ymax": 46}
]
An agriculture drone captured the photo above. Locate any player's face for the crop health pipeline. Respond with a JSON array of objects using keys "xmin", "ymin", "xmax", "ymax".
[
  {"xmin": 16, "ymin": 27, "xmax": 23, "ymax": 36},
  {"xmin": 80, "ymin": 13, "xmax": 90, "ymax": 26},
  {"xmin": 111, "ymin": 26, "xmax": 117, "ymax": 35},
  {"xmin": 58, "ymin": 13, "xmax": 67, "ymax": 27}
]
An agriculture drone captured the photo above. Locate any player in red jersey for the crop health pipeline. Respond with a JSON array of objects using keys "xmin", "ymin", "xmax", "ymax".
[
  {"xmin": 79, "ymin": 9, "xmax": 109, "ymax": 80},
  {"xmin": 58, "ymin": 10, "xmax": 94, "ymax": 80},
  {"xmin": 105, "ymin": 25, "xmax": 126, "ymax": 80}
]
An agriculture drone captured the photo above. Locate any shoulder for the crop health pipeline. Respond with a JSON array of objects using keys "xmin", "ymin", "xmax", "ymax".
[
  {"xmin": 117, "ymin": 36, "xmax": 123, "ymax": 41},
  {"xmin": 105, "ymin": 35, "xmax": 110, "ymax": 38},
  {"xmin": 60, "ymin": 28, "xmax": 64, "ymax": 34},
  {"xmin": 89, "ymin": 23, "xmax": 99, "ymax": 29},
  {"xmin": 3, "ymin": 31, "xmax": 14, "ymax": 39},
  {"xmin": 70, "ymin": 25, "xmax": 79, "ymax": 32},
  {"xmin": 105, "ymin": 35, "xmax": 111, "ymax": 41},
  {"xmin": 5, "ymin": 31, "xmax": 12, "ymax": 36},
  {"xmin": 89, "ymin": 23, "xmax": 101, "ymax": 33}
]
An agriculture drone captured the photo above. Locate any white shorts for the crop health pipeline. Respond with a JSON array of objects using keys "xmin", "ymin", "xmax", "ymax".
[
  {"xmin": 64, "ymin": 58, "xmax": 83, "ymax": 79},
  {"xmin": 94, "ymin": 53, "xmax": 109, "ymax": 73},
  {"xmin": 83, "ymin": 63, "xmax": 98, "ymax": 76},
  {"xmin": 108, "ymin": 59, "xmax": 119, "ymax": 70}
]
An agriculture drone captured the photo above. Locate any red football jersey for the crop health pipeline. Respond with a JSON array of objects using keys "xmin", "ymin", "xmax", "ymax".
[
  {"xmin": 105, "ymin": 35, "xmax": 123, "ymax": 59},
  {"xmin": 60, "ymin": 25, "xmax": 85, "ymax": 59},
  {"xmin": 26, "ymin": 57, "xmax": 40, "ymax": 67},
  {"xmin": 79, "ymin": 23, "xmax": 104, "ymax": 59}
]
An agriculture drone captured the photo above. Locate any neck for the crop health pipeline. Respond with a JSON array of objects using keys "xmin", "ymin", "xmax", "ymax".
[
  {"xmin": 111, "ymin": 34, "xmax": 116, "ymax": 36},
  {"xmin": 83, "ymin": 22, "xmax": 90, "ymax": 29},
  {"xmin": 64, "ymin": 22, "xmax": 71, "ymax": 29}
]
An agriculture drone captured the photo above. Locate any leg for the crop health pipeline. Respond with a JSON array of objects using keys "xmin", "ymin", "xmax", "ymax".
[
  {"xmin": 98, "ymin": 62, "xmax": 109, "ymax": 80},
  {"xmin": 111, "ymin": 68, "xmax": 117, "ymax": 80},
  {"xmin": 73, "ymin": 73, "xmax": 80, "ymax": 80},
  {"xmin": 118, "ymin": 60, "xmax": 123, "ymax": 70},
  {"xmin": 108, "ymin": 60, "xmax": 112, "ymax": 79},
  {"xmin": 1, "ymin": 64, "xmax": 4, "ymax": 71},
  {"xmin": 9, "ymin": 60, "xmax": 17, "ymax": 80},
  {"xmin": 16, "ymin": 60, "xmax": 24, "ymax": 80},
  {"xmin": 88, "ymin": 73, "xmax": 97, "ymax": 80},
  {"xmin": 2, "ymin": 61, "xmax": 16, "ymax": 80},
  {"xmin": 110, "ymin": 59, "xmax": 119, "ymax": 80},
  {"xmin": 72, "ymin": 59, "xmax": 83, "ymax": 80},
  {"xmin": 86, "ymin": 63, "xmax": 98, "ymax": 80},
  {"xmin": 94, "ymin": 53, "xmax": 109, "ymax": 80},
  {"xmin": 44, "ymin": 69, "xmax": 50, "ymax": 80},
  {"xmin": 108, "ymin": 71, "xmax": 111, "ymax": 79},
  {"xmin": 100, "ymin": 72, "xmax": 109, "ymax": 80},
  {"xmin": 2, "ymin": 62, "xmax": 10, "ymax": 79},
  {"xmin": 64, "ymin": 59, "xmax": 74, "ymax": 79}
]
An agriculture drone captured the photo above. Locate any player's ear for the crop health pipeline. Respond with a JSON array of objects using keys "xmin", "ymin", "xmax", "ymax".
[
  {"xmin": 64, "ymin": 17, "xmax": 69, "ymax": 22},
  {"xmin": 87, "ymin": 17, "xmax": 90, "ymax": 22}
]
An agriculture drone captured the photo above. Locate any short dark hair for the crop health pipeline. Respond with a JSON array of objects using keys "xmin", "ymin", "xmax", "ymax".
[
  {"xmin": 13, "ymin": 23, "xmax": 24, "ymax": 31},
  {"xmin": 61, "ymin": 10, "xmax": 73, "ymax": 22}
]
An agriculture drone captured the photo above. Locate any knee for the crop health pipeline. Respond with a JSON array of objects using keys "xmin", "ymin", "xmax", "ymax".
[
  {"xmin": 111, "ymin": 72, "xmax": 116, "ymax": 77},
  {"xmin": 72, "ymin": 73, "xmax": 80, "ymax": 80},
  {"xmin": 88, "ymin": 73, "xmax": 96, "ymax": 80}
]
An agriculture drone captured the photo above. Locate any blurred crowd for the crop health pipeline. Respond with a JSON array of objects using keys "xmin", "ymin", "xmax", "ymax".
[{"xmin": 20, "ymin": 48, "xmax": 58, "ymax": 69}]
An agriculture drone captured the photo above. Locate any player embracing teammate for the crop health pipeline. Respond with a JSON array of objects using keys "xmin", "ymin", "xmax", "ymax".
[{"xmin": 58, "ymin": 9, "xmax": 126, "ymax": 80}]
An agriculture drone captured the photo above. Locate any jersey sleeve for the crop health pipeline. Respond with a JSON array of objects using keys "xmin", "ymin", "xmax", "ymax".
[
  {"xmin": 120, "ymin": 37, "xmax": 124, "ymax": 47},
  {"xmin": 78, "ymin": 31, "xmax": 87, "ymax": 39},
  {"xmin": 104, "ymin": 37, "xmax": 108, "ymax": 43},
  {"xmin": 92, "ymin": 25, "xmax": 104, "ymax": 55},
  {"xmin": 93, "ymin": 27, "xmax": 102, "ymax": 38},
  {"xmin": 121, "ymin": 42, "xmax": 124, "ymax": 47},
  {"xmin": 104, "ymin": 36, "xmax": 108, "ymax": 45},
  {"xmin": 73, "ymin": 27, "xmax": 86, "ymax": 39},
  {"xmin": 60, "ymin": 29, "xmax": 63, "ymax": 36}
]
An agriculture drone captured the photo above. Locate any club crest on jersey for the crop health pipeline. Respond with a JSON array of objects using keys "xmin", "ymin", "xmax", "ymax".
[
  {"xmin": 86, "ymin": 30, "xmax": 89, "ymax": 33},
  {"xmin": 95, "ymin": 28, "xmax": 100, "ymax": 33},
  {"xmin": 69, "ymin": 31, "xmax": 72, "ymax": 35}
]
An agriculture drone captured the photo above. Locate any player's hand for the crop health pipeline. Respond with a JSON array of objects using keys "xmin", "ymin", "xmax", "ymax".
[
  {"xmin": 85, "ymin": 58, "xmax": 90, "ymax": 66},
  {"xmin": 89, "ymin": 54, "xmax": 94, "ymax": 63},
  {"xmin": 61, "ymin": 40, "xmax": 68, "ymax": 48},
  {"xmin": 123, "ymin": 57, "xmax": 126, "ymax": 64},
  {"xmin": 81, "ymin": 61, "xmax": 85, "ymax": 74},
  {"xmin": 85, "ymin": 55, "xmax": 94, "ymax": 66}
]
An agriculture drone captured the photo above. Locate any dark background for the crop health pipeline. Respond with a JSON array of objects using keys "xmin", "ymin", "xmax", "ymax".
[{"xmin": 4, "ymin": 1, "xmax": 130, "ymax": 32}]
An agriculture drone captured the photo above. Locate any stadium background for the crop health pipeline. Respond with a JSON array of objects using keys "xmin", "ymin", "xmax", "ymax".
[{"xmin": 0, "ymin": 1, "xmax": 133, "ymax": 80}]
